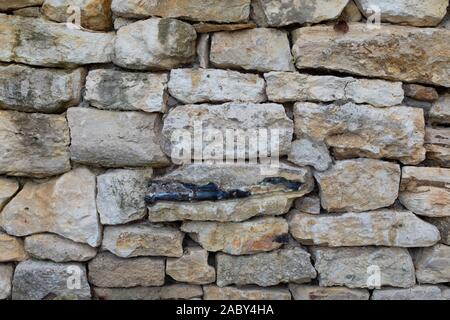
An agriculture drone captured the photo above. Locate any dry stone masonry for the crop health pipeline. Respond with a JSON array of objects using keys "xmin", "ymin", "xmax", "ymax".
[{"xmin": 0, "ymin": 0, "xmax": 449, "ymax": 300}]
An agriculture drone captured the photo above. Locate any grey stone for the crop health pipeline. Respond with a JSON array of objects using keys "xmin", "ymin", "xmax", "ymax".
[
  {"xmin": 289, "ymin": 285, "xmax": 370, "ymax": 300},
  {"xmin": 94, "ymin": 284, "xmax": 203, "ymax": 300},
  {"xmin": 288, "ymin": 138, "xmax": 332, "ymax": 171},
  {"xmin": 203, "ymin": 285, "xmax": 291, "ymax": 300},
  {"xmin": 372, "ymin": 286, "xmax": 445, "ymax": 300},
  {"xmin": 414, "ymin": 244, "xmax": 450, "ymax": 284},
  {"xmin": 0, "ymin": 265, "xmax": 13, "ymax": 300}
]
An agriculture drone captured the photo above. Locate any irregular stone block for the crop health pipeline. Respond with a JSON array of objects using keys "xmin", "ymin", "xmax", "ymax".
[
  {"xmin": 0, "ymin": 0, "xmax": 43, "ymax": 10},
  {"xmin": 288, "ymin": 210, "xmax": 441, "ymax": 247},
  {"xmin": 113, "ymin": 18, "xmax": 196, "ymax": 70},
  {"xmin": 181, "ymin": 217, "xmax": 288, "ymax": 255},
  {"xmin": 12, "ymin": 6, "xmax": 42, "ymax": 17},
  {"xmin": 210, "ymin": 28, "xmax": 294, "ymax": 72},
  {"xmin": 311, "ymin": 247, "xmax": 416, "ymax": 289},
  {"xmin": 0, "ymin": 178, "xmax": 19, "ymax": 211},
  {"xmin": 0, "ymin": 111, "xmax": 71, "ymax": 177},
  {"xmin": 425, "ymin": 127, "xmax": 450, "ymax": 167},
  {"xmin": 404, "ymin": 84, "xmax": 439, "ymax": 102},
  {"xmin": 0, "ymin": 65, "xmax": 85, "ymax": 113},
  {"xmin": 97, "ymin": 168, "xmax": 153, "ymax": 225},
  {"xmin": 399, "ymin": 166, "xmax": 450, "ymax": 217},
  {"xmin": 216, "ymin": 248, "xmax": 316, "ymax": 287},
  {"xmin": 102, "ymin": 223, "xmax": 184, "ymax": 258},
  {"xmin": 168, "ymin": 68, "xmax": 266, "ymax": 104},
  {"xmin": 94, "ymin": 284, "xmax": 203, "ymax": 300},
  {"xmin": 203, "ymin": 285, "xmax": 291, "ymax": 300},
  {"xmin": 430, "ymin": 94, "xmax": 450, "ymax": 124},
  {"xmin": 0, "ymin": 14, "xmax": 114, "ymax": 67},
  {"xmin": 288, "ymin": 138, "xmax": 332, "ymax": 171},
  {"xmin": 88, "ymin": 252, "xmax": 165, "ymax": 288},
  {"xmin": 264, "ymin": 72, "xmax": 404, "ymax": 107},
  {"xmin": 289, "ymin": 285, "xmax": 370, "ymax": 300},
  {"xmin": 341, "ymin": 0, "xmax": 362, "ymax": 22},
  {"xmin": 292, "ymin": 23, "xmax": 450, "ymax": 88},
  {"xmin": 24, "ymin": 234, "xmax": 97, "ymax": 262},
  {"xmin": 67, "ymin": 108, "xmax": 169, "ymax": 167},
  {"xmin": 0, "ymin": 232, "xmax": 28, "ymax": 262},
  {"xmin": 314, "ymin": 159, "xmax": 400, "ymax": 212},
  {"xmin": 193, "ymin": 22, "xmax": 256, "ymax": 33},
  {"xmin": 414, "ymin": 244, "xmax": 450, "ymax": 284},
  {"xmin": 1, "ymin": 168, "xmax": 101, "ymax": 247},
  {"xmin": 294, "ymin": 195, "xmax": 320, "ymax": 214},
  {"xmin": 293, "ymin": 102, "xmax": 426, "ymax": 165},
  {"xmin": 166, "ymin": 247, "xmax": 215, "ymax": 284},
  {"xmin": 372, "ymin": 286, "xmax": 446, "ymax": 300},
  {"xmin": 0, "ymin": 265, "xmax": 13, "ymax": 300},
  {"xmin": 424, "ymin": 217, "xmax": 450, "ymax": 245},
  {"xmin": 12, "ymin": 260, "xmax": 91, "ymax": 300}
]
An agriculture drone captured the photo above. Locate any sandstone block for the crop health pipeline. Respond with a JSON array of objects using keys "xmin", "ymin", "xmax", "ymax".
[
  {"xmin": 166, "ymin": 247, "xmax": 216, "ymax": 284},
  {"xmin": 0, "ymin": 232, "xmax": 28, "ymax": 262},
  {"xmin": 94, "ymin": 284, "xmax": 203, "ymax": 300},
  {"xmin": 203, "ymin": 285, "xmax": 291, "ymax": 300},
  {"xmin": 0, "ymin": 265, "xmax": 13, "ymax": 300},
  {"xmin": 425, "ymin": 127, "xmax": 450, "ymax": 167},
  {"xmin": 289, "ymin": 285, "xmax": 370, "ymax": 300},
  {"xmin": 0, "ymin": 178, "xmax": 19, "ymax": 211}
]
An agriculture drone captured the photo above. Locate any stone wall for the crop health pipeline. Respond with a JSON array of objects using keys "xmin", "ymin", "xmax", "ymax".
[{"xmin": 0, "ymin": 0, "xmax": 450, "ymax": 300}]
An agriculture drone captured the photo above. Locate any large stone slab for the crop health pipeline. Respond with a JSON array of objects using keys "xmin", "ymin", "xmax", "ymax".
[
  {"xmin": 88, "ymin": 252, "xmax": 165, "ymax": 288},
  {"xmin": 264, "ymin": 72, "xmax": 404, "ymax": 107},
  {"xmin": 85, "ymin": 69, "xmax": 168, "ymax": 113},
  {"xmin": 292, "ymin": 23, "xmax": 450, "ymax": 88},
  {"xmin": 0, "ymin": 265, "xmax": 13, "ymax": 300},
  {"xmin": 0, "ymin": 0, "xmax": 43, "ymax": 10},
  {"xmin": 293, "ymin": 102, "xmax": 426, "ymax": 165},
  {"xmin": 425, "ymin": 127, "xmax": 450, "ymax": 167},
  {"xmin": 168, "ymin": 68, "xmax": 266, "ymax": 104},
  {"xmin": 67, "ymin": 108, "xmax": 169, "ymax": 167},
  {"xmin": 210, "ymin": 28, "xmax": 294, "ymax": 72},
  {"xmin": 289, "ymin": 285, "xmax": 370, "ymax": 300},
  {"xmin": 203, "ymin": 285, "xmax": 291, "ymax": 300},
  {"xmin": 166, "ymin": 247, "xmax": 215, "ymax": 285},
  {"xmin": 181, "ymin": 217, "xmax": 288, "ymax": 255},
  {"xmin": 12, "ymin": 260, "xmax": 91, "ymax": 300},
  {"xmin": 414, "ymin": 244, "xmax": 450, "ymax": 284},
  {"xmin": 314, "ymin": 159, "xmax": 400, "ymax": 212},
  {"xmin": 0, "ymin": 111, "xmax": 71, "ymax": 177},
  {"xmin": 0, "ymin": 232, "xmax": 28, "ymax": 262},
  {"xmin": 216, "ymin": 248, "xmax": 316, "ymax": 287},
  {"xmin": 430, "ymin": 94, "xmax": 450, "ymax": 124},
  {"xmin": 111, "ymin": 0, "xmax": 251, "ymax": 22},
  {"xmin": 0, "ymin": 65, "xmax": 85, "ymax": 113},
  {"xmin": 372, "ymin": 286, "xmax": 446, "ymax": 300},
  {"xmin": 0, "ymin": 178, "xmax": 19, "ymax": 211},
  {"xmin": 0, "ymin": 14, "xmax": 114, "ymax": 67},
  {"xmin": 93, "ymin": 284, "xmax": 203, "ymax": 300},
  {"xmin": 288, "ymin": 210, "xmax": 441, "ymax": 247},
  {"xmin": 113, "ymin": 18, "xmax": 196, "ymax": 70},
  {"xmin": 1, "ymin": 168, "xmax": 101, "ymax": 247},
  {"xmin": 399, "ymin": 166, "xmax": 450, "ymax": 217},
  {"xmin": 311, "ymin": 247, "xmax": 416, "ymax": 289},
  {"xmin": 102, "ymin": 223, "xmax": 184, "ymax": 258}
]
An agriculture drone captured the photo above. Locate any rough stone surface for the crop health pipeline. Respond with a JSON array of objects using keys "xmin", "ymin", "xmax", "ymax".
[
  {"xmin": 294, "ymin": 195, "xmax": 321, "ymax": 214},
  {"xmin": 24, "ymin": 234, "xmax": 97, "ymax": 262},
  {"xmin": 414, "ymin": 244, "xmax": 450, "ymax": 284},
  {"xmin": 430, "ymin": 94, "xmax": 450, "ymax": 124},
  {"xmin": 0, "ymin": 265, "xmax": 13, "ymax": 300},
  {"xmin": 0, "ymin": 0, "xmax": 43, "ymax": 11},
  {"xmin": 311, "ymin": 247, "xmax": 416, "ymax": 289},
  {"xmin": 341, "ymin": 1, "xmax": 362, "ymax": 22},
  {"xmin": 102, "ymin": 223, "xmax": 184, "ymax": 258},
  {"xmin": 292, "ymin": 23, "xmax": 450, "ymax": 88},
  {"xmin": 425, "ymin": 127, "xmax": 450, "ymax": 167},
  {"xmin": 372, "ymin": 286, "xmax": 446, "ymax": 300},
  {"xmin": 12, "ymin": 260, "xmax": 91, "ymax": 300},
  {"xmin": 289, "ymin": 210, "xmax": 441, "ymax": 247},
  {"xmin": 0, "ymin": 65, "xmax": 85, "ymax": 113},
  {"xmin": 181, "ymin": 217, "xmax": 288, "ymax": 255},
  {"xmin": 166, "ymin": 247, "xmax": 216, "ymax": 284},
  {"xmin": 203, "ymin": 285, "xmax": 291, "ymax": 300},
  {"xmin": 288, "ymin": 138, "xmax": 332, "ymax": 171},
  {"xmin": 0, "ymin": 232, "xmax": 28, "ymax": 262},
  {"xmin": 67, "ymin": 108, "xmax": 169, "ymax": 167},
  {"xmin": 168, "ymin": 68, "xmax": 266, "ymax": 104},
  {"xmin": 314, "ymin": 159, "xmax": 400, "ymax": 212},
  {"xmin": 289, "ymin": 285, "xmax": 370, "ymax": 300},
  {"xmin": 0, "ymin": 178, "xmax": 19, "ymax": 211},
  {"xmin": 1, "ymin": 168, "xmax": 101, "ymax": 247},
  {"xmin": 113, "ymin": 18, "xmax": 197, "ymax": 70},
  {"xmin": 94, "ymin": 284, "xmax": 203, "ymax": 300},
  {"xmin": 404, "ymin": 84, "xmax": 439, "ymax": 102},
  {"xmin": 88, "ymin": 252, "xmax": 165, "ymax": 288},
  {"xmin": 0, "ymin": 111, "xmax": 71, "ymax": 177},
  {"xmin": 193, "ymin": 22, "xmax": 256, "ymax": 33},
  {"xmin": 216, "ymin": 248, "xmax": 316, "ymax": 287},
  {"xmin": 294, "ymin": 102, "xmax": 426, "ymax": 165},
  {"xmin": 12, "ymin": 6, "xmax": 42, "ymax": 17},
  {"xmin": 399, "ymin": 166, "xmax": 450, "ymax": 217},
  {"xmin": 210, "ymin": 28, "xmax": 294, "ymax": 72},
  {"xmin": 424, "ymin": 217, "xmax": 450, "ymax": 245},
  {"xmin": 85, "ymin": 69, "xmax": 169, "ymax": 113}
]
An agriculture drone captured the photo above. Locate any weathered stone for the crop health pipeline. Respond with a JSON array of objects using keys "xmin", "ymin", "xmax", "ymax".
[
  {"xmin": 166, "ymin": 247, "xmax": 215, "ymax": 284},
  {"xmin": 168, "ymin": 68, "xmax": 266, "ymax": 104},
  {"xmin": 424, "ymin": 217, "xmax": 450, "ymax": 245},
  {"xmin": 294, "ymin": 102, "xmax": 426, "ymax": 165},
  {"xmin": 0, "ymin": 178, "xmax": 19, "ymax": 211},
  {"xmin": 196, "ymin": 33, "xmax": 210, "ymax": 68},
  {"xmin": 355, "ymin": 0, "xmax": 449, "ymax": 27},
  {"xmin": 216, "ymin": 248, "xmax": 316, "ymax": 287},
  {"xmin": 67, "ymin": 108, "xmax": 169, "ymax": 167},
  {"xmin": 0, "ymin": 14, "xmax": 114, "ymax": 67},
  {"xmin": 162, "ymin": 103, "xmax": 293, "ymax": 160},
  {"xmin": 0, "ymin": 0, "xmax": 43, "ymax": 10},
  {"xmin": 311, "ymin": 247, "xmax": 415, "ymax": 289},
  {"xmin": 94, "ymin": 284, "xmax": 203, "ymax": 300},
  {"xmin": 404, "ymin": 84, "xmax": 439, "ymax": 102},
  {"xmin": 314, "ymin": 159, "xmax": 400, "ymax": 212},
  {"xmin": 97, "ymin": 168, "xmax": 153, "ymax": 225},
  {"xmin": 113, "ymin": 18, "xmax": 196, "ymax": 70},
  {"xmin": 0, "ymin": 265, "xmax": 13, "ymax": 300},
  {"xmin": 399, "ymin": 166, "xmax": 450, "ymax": 217},
  {"xmin": 288, "ymin": 138, "xmax": 332, "ymax": 171},
  {"xmin": 295, "ymin": 195, "xmax": 320, "ymax": 215},
  {"xmin": 13, "ymin": 6, "xmax": 42, "ymax": 17},
  {"xmin": 288, "ymin": 210, "xmax": 441, "ymax": 247},
  {"xmin": 111, "ymin": 0, "xmax": 250, "ymax": 22},
  {"xmin": 414, "ymin": 244, "xmax": 450, "ymax": 284},
  {"xmin": 372, "ymin": 286, "xmax": 446, "ymax": 300},
  {"xmin": 264, "ymin": 72, "xmax": 404, "ymax": 107},
  {"xmin": 341, "ymin": 1, "xmax": 362, "ymax": 22},
  {"xmin": 181, "ymin": 217, "xmax": 288, "ymax": 255},
  {"xmin": 24, "ymin": 234, "xmax": 97, "ymax": 262},
  {"xmin": 425, "ymin": 127, "xmax": 450, "ymax": 167},
  {"xmin": 251, "ymin": 0, "xmax": 349, "ymax": 26},
  {"xmin": 194, "ymin": 22, "xmax": 256, "ymax": 33},
  {"xmin": 0, "ymin": 232, "xmax": 28, "ymax": 262},
  {"xmin": 289, "ymin": 285, "xmax": 370, "ymax": 300},
  {"xmin": 203, "ymin": 285, "xmax": 291, "ymax": 300},
  {"xmin": 88, "ymin": 252, "xmax": 165, "ymax": 288},
  {"xmin": 102, "ymin": 223, "xmax": 184, "ymax": 258},
  {"xmin": 1, "ymin": 168, "xmax": 101, "ymax": 247},
  {"xmin": 0, "ymin": 64, "xmax": 85, "ymax": 113},
  {"xmin": 430, "ymin": 94, "xmax": 450, "ymax": 124},
  {"xmin": 0, "ymin": 111, "xmax": 71, "ymax": 177},
  {"xmin": 292, "ymin": 23, "xmax": 450, "ymax": 88},
  {"xmin": 210, "ymin": 28, "xmax": 294, "ymax": 72},
  {"xmin": 113, "ymin": 16, "xmax": 136, "ymax": 29},
  {"xmin": 85, "ymin": 69, "xmax": 168, "ymax": 113},
  {"xmin": 12, "ymin": 260, "xmax": 91, "ymax": 300}
]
